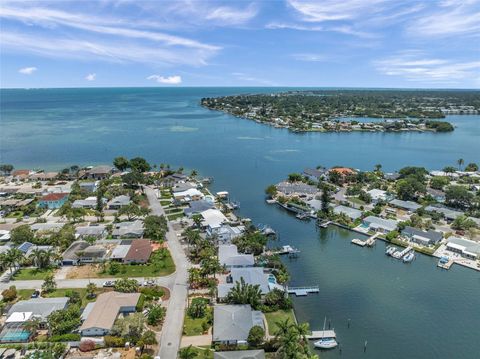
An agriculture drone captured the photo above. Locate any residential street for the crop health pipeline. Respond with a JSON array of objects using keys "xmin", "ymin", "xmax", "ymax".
[{"xmin": 144, "ymin": 186, "xmax": 190, "ymax": 359}]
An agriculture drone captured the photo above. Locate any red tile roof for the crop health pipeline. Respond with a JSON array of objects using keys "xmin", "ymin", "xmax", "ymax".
[
  {"xmin": 124, "ymin": 239, "xmax": 152, "ymax": 262},
  {"xmin": 41, "ymin": 192, "xmax": 69, "ymax": 201},
  {"xmin": 329, "ymin": 167, "xmax": 356, "ymax": 175}
]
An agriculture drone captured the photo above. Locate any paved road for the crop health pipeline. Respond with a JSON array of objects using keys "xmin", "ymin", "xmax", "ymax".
[{"xmin": 145, "ymin": 186, "xmax": 190, "ymax": 359}]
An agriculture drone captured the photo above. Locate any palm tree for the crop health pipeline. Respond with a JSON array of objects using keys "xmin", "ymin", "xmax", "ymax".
[
  {"xmin": 29, "ymin": 248, "xmax": 43, "ymax": 268},
  {"xmin": 179, "ymin": 345, "xmax": 197, "ymax": 359},
  {"xmin": 374, "ymin": 164, "xmax": 382, "ymax": 172},
  {"xmin": 5, "ymin": 248, "xmax": 24, "ymax": 272},
  {"xmin": 274, "ymin": 318, "xmax": 293, "ymax": 338},
  {"xmin": 226, "ymin": 277, "xmax": 262, "ymax": 309},
  {"xmin": 457, "ymin": 158, "xmax": 464, "ymax": 171},
  {"xmin": 24, "ymin": 317, "xmax": 41, "ymax": 337}
]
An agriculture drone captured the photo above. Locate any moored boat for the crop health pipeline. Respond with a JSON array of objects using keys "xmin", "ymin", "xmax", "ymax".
[
  {"xmin": 403, "ymin": 251, "xmax": 415, "ymax": 263},
  {"xmin": 314, "ymin": 337, "xmax": 338, "ymax": 349},
  {"xmin": 385, "ymin": 246, "xmax": 396, "ymax": 256}
]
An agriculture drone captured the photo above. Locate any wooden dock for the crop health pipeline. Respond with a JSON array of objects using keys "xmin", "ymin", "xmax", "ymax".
[
  {"xmin": 287, "ymin": 286, "xmax": 319, "ymax": 296},
  {"xmin": 351, "ymin": 233, "xmax": 380, "ymax": 247},
  {"xmin": 393, "ymin": 246, "xmax": 413, "ymax": 259},
  {"xmin": 437, "ymin": 258, "xmax": 454, "ymax": 270},
  {"xmin": 307, "ymin": 330, "xmax": 337, "ymax": 340},
  {"xmin": 318, "ymin": 220, "xmax": 331, "ymax": 228}
]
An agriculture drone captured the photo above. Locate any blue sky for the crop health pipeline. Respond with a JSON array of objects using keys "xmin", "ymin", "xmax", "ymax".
[{"xmin": 1, "ymin": 0, "xmax": 479, "ymax": 88}]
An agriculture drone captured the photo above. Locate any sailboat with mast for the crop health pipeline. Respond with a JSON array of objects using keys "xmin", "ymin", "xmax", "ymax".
[{"xmin": 314, "ymin": 317, "xmax": 338, "ymax": 349}]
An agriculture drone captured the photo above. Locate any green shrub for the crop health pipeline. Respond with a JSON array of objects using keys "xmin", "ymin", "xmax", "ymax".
[
  {"xmin": 1, "ymin": 286, "xmax": 17, "ymax": 302},
  {"xmin": 104, "ymin": 335, "xmax": 126, "ymax": 347},
  {"xmin": 136, "ymin": 294, "xmax": 146, "ymax": 312},
  {"xmin": 50, "ymin": 333, "xmax": 81, "ymax": 342}
]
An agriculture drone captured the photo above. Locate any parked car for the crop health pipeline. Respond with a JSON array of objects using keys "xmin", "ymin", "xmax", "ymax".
[
  {"xmin": 31, "ymin": 290, "xmax": 40, "ymax": 298},
  {"xmin": 143, "ymin": 279, "xmax": 155, "ymax": 287},
  {"xmin": 103, "ymin": 280, "xmax": 115, "ymax": 287}
]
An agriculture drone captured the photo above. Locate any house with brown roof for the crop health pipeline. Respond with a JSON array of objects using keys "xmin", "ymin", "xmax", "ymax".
[
  {"xmin": 124, "ymin": 239, "xmax": 152, "ymax": 264},
  {"xmin": 80, "ymin": 292, "xmax": 140, "ymax": 337},
  {"xmin": 38, "ymin": 193, "xmax": 69, "ymax": 209}
]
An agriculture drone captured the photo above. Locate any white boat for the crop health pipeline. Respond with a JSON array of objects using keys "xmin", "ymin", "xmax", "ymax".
[
  {"xmin": 385, "ymin": 246, "xmax": 396, "ymax": 256},
  {"xmin": 314, "ymin": 317, "xmax": 338, "ymax": 349},
  {"xmin": 403, "ymin": 251, "xmax": 415, "ymax": 263},
  {"xmin": 314, "ymin": 337, "xmax": 338, "ymax": 349}
]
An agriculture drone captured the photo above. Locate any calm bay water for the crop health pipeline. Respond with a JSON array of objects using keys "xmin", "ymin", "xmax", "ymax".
[{"xmin": 1, "ymin": 88, "xmax": 480, "ymax": 358}]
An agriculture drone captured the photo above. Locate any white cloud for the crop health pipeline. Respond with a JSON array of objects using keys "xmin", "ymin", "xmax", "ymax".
[
  {"xmin": 291, "ymin": 53, "xmax": 328, "ymax": 62},
  {"xmin": 231, "ymin": 72, "xmax": 277, "ymax": 86},
  {"xmin": 374, "ymin": 51, "xmax": 480, "ymax": 83},
  {"xmin": 206, "ymin": 3, "xmax": 258, "ymax": 25},
  {"xmin": 2, "ymin": 32, "xmax": 215, "ymax": 66},
  {"xmin": 147, "ymin": 75, "xmax": 182, "ymax": 84},
  {"xmin": 85, "ymin": 73, "xmax": 96, "ymax": 81},
  {"xmin": 407, "ymin": 1, "xmax": 480, "ymax": 37},
  {"xmin": 266, "ymin": 22, "xmax": 377, "ymax": 39},
  {"xmin": 18, "ymin": 66, "xmax": 37, "ymax": 74}
]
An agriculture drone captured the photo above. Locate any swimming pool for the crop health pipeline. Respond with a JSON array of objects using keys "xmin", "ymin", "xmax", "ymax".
[{"xmin": 0, "ymin": 329, "xmax": 31, "ymax": 343}]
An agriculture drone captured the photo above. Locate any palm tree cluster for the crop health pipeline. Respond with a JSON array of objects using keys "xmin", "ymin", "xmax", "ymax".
[
  {"xmin": 273, "ymin": 318, "xmax": 318, "ymax": 359},
  {"xmin": 0, "ymin": 248, "xmax": 24, "ymax": 272},
  {"xmin": 225, "ymin": 277, "xmax": 262, "ymax": 310}
]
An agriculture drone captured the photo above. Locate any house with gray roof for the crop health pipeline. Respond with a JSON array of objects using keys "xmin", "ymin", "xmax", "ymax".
[
  {"xmin": 213, "ymin": 305, "xmax": 264, "ymax": 344},
  {"xmin": 184, "ymin": 199, "xmax": 215, "ymax": 217},
  {"xmin": 79, "ymin": 181, "xmax": 99, "ymax": 193},
  {"xmin": 72, "ymin": 196, "xmax": 102, "ymax": 209},
  {"xmin": 425, "ymin": 205, "xmax": 464, "ymax": 221},
  {"xmin": 362, "ymin": 216, "xmax": 398, "ymax": 233},
  {"xmin": 215, "ymin": 225, "xmax": 246, "ymax": 244},
  {"xmin": 30, "ymin": 222, "xmax": 64, "ymax": 232},
  {"xmin": 389, "ymin": 199, "xmax": 422, "ymax": 213},
  {"xmin": 218, "ymin": 267, "xmax": 271, "ymax": 299},
  {"xmin": 83, "ymin": 166, "xmax": 114, "ymax": 180},
  {"xmin": 276, "ymin": 181, "xmax": 318, "ymax": 197},
  {"xmin": 112, "ymin": 220, "xmax": 144, "ymax": 238},
  {"xmin": 107, "ymin": 195, "xmax": 131, "ymax": 210},
  {"xmin": 446, "ymin": 237, "xmax": 480, "ymax": 260},
  {"xmin": 62, "ymin": 241, "xmax": 106, "ymax": 265},
  {"xmin": 76, "ymin": 224, "xmax": 107, "ymax": 239},
  {"xmin": 303, "ymin": 168, "xmax": 327, "ymax": 182},
  {"xmin": 333, "ymin": 205, "xmax": 362, "ymax": 220},
  {"xmin": 218, "ymin": 245, "xmax": 254, "ymax": 268},
  {"xmin": 214, "ymin": 350, "xmax": 265, "ymax": 359},
  {"xmin": 401, "ymin": 226, "xmax": 443, "ymax": 246},
  {"xmin": 172, "ymin": 182, "xmax": 197, "ymax": 193},
  {"xmin": 7, "ymin": 297, "xmax": 69, "ymax": 323}
]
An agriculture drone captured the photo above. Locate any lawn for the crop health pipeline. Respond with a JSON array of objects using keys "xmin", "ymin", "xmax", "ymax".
[
  {"xmin": 43, "ymin": 288, "xmax": 106, "ymax": 307},
  {"xmin": 12, "ymin": 267, "xmax": 54, "ymax": 280},
  {"xmin": 17, "ymin": 289, "xmax": 36, "ymax": 300},
  {"xmin": 184, "ymin": 346, "xmax": 214, "ymax": 358},
  {"xmin": 264, "ymin": 309, "xmax": 296, "ymax": 336},
  {"xmin": 167, "ymin": 212, "xmax": 185, "ymax": 221},
  {"xmin": 160, "ymin": 200, "xmax": 172, "ymax": 206},
  {"xmin": 99, "ymin": 251, "xmax": 176, "ymax": 278}
]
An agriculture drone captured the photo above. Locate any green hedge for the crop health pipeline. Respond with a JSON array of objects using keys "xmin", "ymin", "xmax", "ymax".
[{"xmin": 50, "ymin": 333, "xmax": 81, "ymax": 342}]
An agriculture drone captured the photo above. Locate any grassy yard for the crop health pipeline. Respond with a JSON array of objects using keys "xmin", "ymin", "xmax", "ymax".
[
  {"xmin": 264, "ymin": 309, "xmax": 296, "ymax": 336},
  {"xmin": 183, "ymin": 301, "xmax": 212, "ymax": 336},
  {"xmin": 99, "ymin": 251, "xmax": 175, "ymax": 278},
  {"xmin": 17, "ymin": 289, "xmax": 36, "ymax": 300},
  {"xmin": 12, "ymin": 267, "xmax": 54, "ymax": 280},
  {"xmin": 160, "ymin": 200, "xmax": 172, "ymax": 206},
  {"xmin": 184, "ymin": 346, "xmax": 214, "ymax": 358},
  {"xmin": 167, "ymin": 212, "xmax": 185, "ymax": 221}
]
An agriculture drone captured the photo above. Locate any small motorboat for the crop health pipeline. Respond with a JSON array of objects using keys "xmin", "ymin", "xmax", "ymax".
[
  {"xmin": 385, "ymin": 246, "xmax": 396, "ymax": 256},
  {"xmin": 314, "ymin": 337, "xmax": 338, "ymax": 349},
  {"xmin": 403, "ymin": 251, "xmax": 415, "ymax": 263}
]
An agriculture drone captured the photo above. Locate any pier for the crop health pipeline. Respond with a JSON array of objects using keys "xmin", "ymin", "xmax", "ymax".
[
  {"xmin": 351, "ymin": 233, "xmax": 380, "ymax": 247},
  {"xmin": 287, "ymin": 286, "xmax": 320, "ymax": 296},
  {"xmin": 318, "ymin": 220, "xmax": 331, "ymax": 228},
  {"xmin": 307, "ymin": 330, "xmax": 337, "ymax": 340},
  {"xmin": 437, "ymin": 257, "xmax": 454, "ymax": 270},
  {"xmin": 393, "ymin": 246, "xmax": 413, "ymax": 259}
]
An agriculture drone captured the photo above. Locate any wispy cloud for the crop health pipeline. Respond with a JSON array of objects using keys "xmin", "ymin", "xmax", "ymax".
[
  {"xmin": 85, "ymin": 73, "xmax": 96, "ymax": 81},
  {"xmin": 147, "ymin": 74, "xmax": 182, "ymax": 84},
  {"xmin": 205, "ymin": 3, "xmax": 258, "ymax": 25},
  {"xmin": 18, "ymin": 66, "xmax": 37, "ymax": 74},
  {"xmin": 407, "ymin": 1, "xmax": 480, "ymax": 37},
  {"xmin": 374, "ymin": 51, "xmax": 480, "ymax": 83},
  {"xmin": 231, "ymin": 72, "xmax": 277, "ymax": 86},
  {"xmin": 291, "ymin": 53, "xmax": 328, "ymax": 62}
]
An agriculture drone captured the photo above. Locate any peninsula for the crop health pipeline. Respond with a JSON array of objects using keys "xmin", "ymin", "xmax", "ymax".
[{"xmin": 201, "ymin": 90, "xmax": 480, "ymax": 133}]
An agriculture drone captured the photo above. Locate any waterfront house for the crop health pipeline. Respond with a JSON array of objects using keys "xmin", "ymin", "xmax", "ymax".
[
  {"xmin": 303, "ymin": 168, "xmax": 327, "ymax": 182},
  {"xmin": 276, "ymin": 181, "xmax": 318, "ymax": 197},
  {"xmin": 75, "ymin": 224, "xmax": 107, "ymax": 239},
  {"xmin": 62, "ymin": 241, "xmax": 106, "ymax": 265},
  {"xmin": 213, "ymin": 225, "xmax": 246, "ymax": 244},
  {"xmin": 123, "ymin": 239, "xmax": 152, "ymax": 264},
  {"xmin": 213, "ymin": 305, "xmax": 264, "ymax": 345},
  {"xmin": 384, "ymin": 172, "xmax": 400, "ymax": 181},
  {"xmin": 426, "ymin": 188, "xmax": 446, "ymax": 202},
  {"xmin": 201, "ymin": 209, "xmax": 228, "ymax": 234},
  {"xmin": 80, "ymin": 292, "xmax": 140, "ymax": 337},
  {"xmin": 362, "ymin": 216, "xmax": 398, "ymax": 233},
  {"xmin": 172, "ymin": 182, "xmax": 197, "ymax": 193},
  {"xmin": 111, "ymin": 220, "xmax": 144, "ymax": 238},
  {"xmin": 173, "ymin": 188, "xmax": 204, "ymax": 203},
  {"xmin": 37, "ymin": 192, "xmax": 68, "ymax": 209},
  {"xmin": 401, "ymin": 226, "xmax": 443, "ymax": 246},
  {"xmin": 333, "ymin": 205, "xmax": 362, "ymax": 220},
  {"xmin": 183, "ymin": 199, "xmax": 215, "ymax": 217},
  {"xmin": 389, "ymin": 199, "xmax": 422, "ymax": 213},
  {"xmin": 214, "ymin": 350, "xmax": 265, "ymax": 359},
  {"xmin": 445, "ymin": 237, "xmax": 480, "ymax": 260},
  {"xmin": 30, "ymin": 172, "xmax": 58, "ymax": 181},
  {"xmin": 218, "ymin": 244, "xmax": 254, "ymax": 268},
  {"xmin": 218, "ymin": 267, "xmax": 271, "ymax": 299},
  {"xmin": 79, "ymin": 181, "xmax": 99, "ymax": 193},
  {"xmin": 328, "ymin": 167, "xmax": 356, "ymax": 181},
  {"xmin": 107, "ymin": 195, "xmax": 131, "ymax": 210},
  {"xmin": 82, "ymin": 165, "xmax": 115, "ymax": 180}
]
